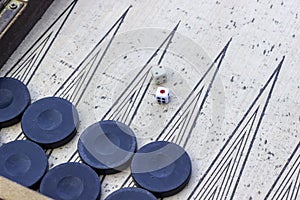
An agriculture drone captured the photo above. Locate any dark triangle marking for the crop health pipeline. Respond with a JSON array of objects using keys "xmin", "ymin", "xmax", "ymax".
[
  {"xmin": 100, "ymin": 175, "xmax": 105, "ymax": 184},
  {"xmin": 121, "ymin": 175, "xmax": 134, "ymax": 188},
  {"xmin": 101, "ymin": 21, "xmax": 180, "ymax": 126},
  {"xmin": 217, "ymin": 133, "xmax": 249, "ymax": 200},
  {"xmin": 9, "ymin": 34, "xmax": 51, "ymax": 83},
  {"xmin": 172, "ymin": 110, "xmax": 190, "ymax": 144},
  {"xmin": 5, "ymin": 33, "xmax": 51, "ymax": 82},
  {"xmin": 4, "ymin": 1, "xmax": 77, "ymax": 85},
  {"xmin": 291, "ymin": 170, "xmax": 300, "ymax": 199},
  {"xmin": 55, "ymin": 51, "xmax": 100, "ymax": 104},
  {"xmin": 208, "ymin": 187, "xmax": 218, "ymax": 200},
  {"xmin": 155, "ymin": 38, "xmax": 232, "ymax": 149},
  {"xmin": 18, "ymin": 53, "xmax": 38, "ymax": 83},
  {"xmin": 188, "ymin": 56, "xmax": 285, "ymax": 200},
  {"xmin": 282, "ymin": 183, "xmax": 292, "ymax": 200},
  {"xmin": 46, "ymin": 149, "xmax": 54, "ymax": 158},
  {"xmin": 54, "ymin": 6, "xmax": 132, "ymax": 106},
  {"xmin": 97, "ymin": 22, "xmax": 181, "ymax": 186},
  {"xmin": 120, "ymin": 38, "xmax": 232, "ymax": 189},
  {"xmin": 222, "ymin": 113, "xmax": 258, "ymax": 199},
  {"xmin": 265, "ymin": 141, "xmax": 300, "ymax": 200},
  {"xmin": 105, "ymin": 70, "xmax": 151, "ymax": 125},
  {"xmin": 15, "ymin": 6, "xmax": 131, "ymax": 158},
  {"xmin": 44, "ymin": 6, "xmax": 132, "ymax": 163},
  {"xmin": 194, "ymin": 113, "xmax": 255, "ymax": 200},
  {"xmin": 159, "ymin": 86, "xmax": 204, "ymax": 146},
  {"xmin": 201, "ymin": 160, "xmax": 231, "ymax": 200},
  {"xmin": 68, "ymin": 151, "xmax": 80, "ymax": 162},
  {"xmin": 15, "ymin": 134, "xmax": 26, "ymax": 140},
  {"xmin": 214, "ymin": 160, "xmax": 232, "ymax": 200}
]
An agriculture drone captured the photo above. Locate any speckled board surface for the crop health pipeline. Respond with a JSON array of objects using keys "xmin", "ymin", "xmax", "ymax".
[{"xmin": 0, "ymin": 0, "xmax": 299, "ymax": 199}]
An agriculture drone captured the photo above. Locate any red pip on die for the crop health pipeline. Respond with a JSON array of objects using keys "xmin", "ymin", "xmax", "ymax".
[{"xmin": 155, "ymin": 87, "xmax": 170, "ymax": 104}]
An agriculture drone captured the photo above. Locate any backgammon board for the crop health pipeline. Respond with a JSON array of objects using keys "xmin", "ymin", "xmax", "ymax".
[{"xmin": 0, "ymin": 0, "xmax": 299, "ymax": 199}]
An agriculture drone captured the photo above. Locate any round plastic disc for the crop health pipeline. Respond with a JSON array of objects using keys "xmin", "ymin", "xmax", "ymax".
[
  {"xmin": 40, "ymin": 162, "xmax": 101, "ymax": 200},
  {"xmin": 21, "ymin": 97, "xmax": 79, "ymax": 148},
  {"xmin": 0, "ymin": 77, "xmax": 31, "ymax": 128},
  {"xmin": 131, "ymin": 141, "xmax": 192, "ymax": 198},
  {"xmin": 105, "ymin": 187, "xmax": 157, "ymax": 200},
  {"xmin": 78, "ymin": 120, "xmax": 137, "ymax": 174},
  {"xmin": 0, "ymin": 140, "xmax": 48, "ymax": 188}
]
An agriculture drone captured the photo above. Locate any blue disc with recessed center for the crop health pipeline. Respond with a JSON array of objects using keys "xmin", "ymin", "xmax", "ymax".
[
  {"xmin": 105, "ymin": 187, "xmax": 157, "ymax": 200},
  {"xmin": 0, "ymin": 77, "xmax": 31, "ymax": 128},
  {"xmin": 78, "ymin": 120, "xmax": 137, "ymax": 174},
  {"xmin": 40, "ymin": 162, "xmax": 101, "ymax": 200},
  {"xmin": 21, "ymin": 97, "xmax": 79, "ymax": 148},
  {"xmin": 131, "ymin": 141, "xmax": 192, "ymax": 198},
  {"xmin": 0, "ymin": 140, "xmax": 48, "ymax": 189}
]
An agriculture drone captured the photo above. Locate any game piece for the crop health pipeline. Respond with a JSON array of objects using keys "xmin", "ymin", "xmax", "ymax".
[
  {"xmin": 131, "ymin": 141, "xmax": 192, "ymax": 197},
  {"xmin": 0, "ymin": 77, "xmax": 31, "ymax": 128},
  {"xmin": 0, "ymin": 140, "xmax": 48, "ymax": 189},
  {"xmin": 21, "ymin": 97, "xmax": 79, "ymax": 148},
  {"xmin": 105, "ymin": 187, "xmax": 157, "ymax": 200},
  {"xmin": 155, "ymin": 87, "xmax": 170, "ymax": 104},
  {"xmin": 40, "ymin": 162, "xmax": 101, "ymax": 200},
  {"xmin": 78, "ymin": 120, "xmax": 137, "ymax": 174},
  {"xmin": 151, "ymin": 65, "xmax": 167, "ymax": 85}
]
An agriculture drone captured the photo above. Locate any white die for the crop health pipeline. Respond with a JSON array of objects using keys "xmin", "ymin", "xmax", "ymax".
[
  {"xmin": 156, "ymin": 87, "xmax": 170, "ymax": 104},
  {"xmin": 151, "ymin": 65, "xmax": 167, "ymax": 85}
]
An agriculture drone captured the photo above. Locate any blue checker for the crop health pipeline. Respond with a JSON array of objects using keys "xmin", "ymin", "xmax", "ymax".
[
  {"xmin": 21, "ymin": 97, "xmax": 79, "ymax": 148},
  {"xmin": 0, "ymin": 140, "xmax": 48, "ymax": 188},
  {"xmin": 78, "ymin": 120, "xmax": 137, "ymax": 174},
  {"xmin": 0, "ymin": 77, "xmax": 31, "ymax": 128},
  {"xmin": 40, "ymin": 162, "xmax": 101, "ymax": 200},
  {"xmin": 105, "ymin": 187, "xmax": 157, "ymax": 200},
  {"xmin": 131, "ymin": 141, "xmax": 192, "ymax": 198}
]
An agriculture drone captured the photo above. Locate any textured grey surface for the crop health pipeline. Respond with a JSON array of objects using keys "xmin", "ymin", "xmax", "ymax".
[{"xmin": 0, "ymin": 0, "xmax": 299, "ymax": 199}]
